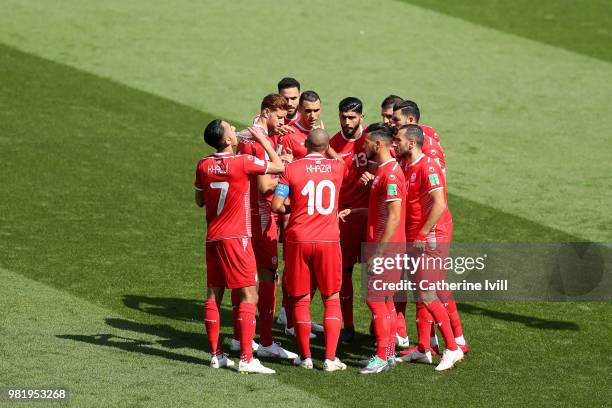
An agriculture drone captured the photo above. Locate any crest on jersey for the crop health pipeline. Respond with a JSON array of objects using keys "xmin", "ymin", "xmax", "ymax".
[{"xmin": 410, "ymin": 173, "xmax": 416, "ymax": 182}]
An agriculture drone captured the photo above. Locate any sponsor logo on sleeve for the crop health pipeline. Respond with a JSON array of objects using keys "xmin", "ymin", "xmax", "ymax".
[
  {"xmin": 388, "ymin": 183, "xmax": 398, "ymax": 196},
  {"xmin": 429, "ymin": 174, "xmax": 440, "ymax": 186},
  {"xmin": 254, "ymin": 157, "xmax": 265, "ymax": 167}
]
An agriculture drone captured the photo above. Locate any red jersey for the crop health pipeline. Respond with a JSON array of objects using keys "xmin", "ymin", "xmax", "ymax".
[
  {"xmin": 284, "ymin": 111, "xmax": 301, "ymax": 126},
  {"xmin": 237, "ymin": 125, "xmax": 281, "ymax": 215},
  {"xmin": 329, "ymin": 125, "xmax": 370, "ymax": 209},
  {"xmin": 401, "ymin": 154, "xmax": 452, "ymax": 238},
  {"xmin": 423, "ymin": 141, "xmax": 446, "ymax": 172},
  {"xmin": 194, "ymin": 152, "xmax": 269, "ymax": 242},
  {"xmin": 276, "ymin": 153, "xmax": 346, "ymax": 242},
  {"xmin": 366, "ymin": 159, "xmax": 406, "ymax": 243},
  {"xmin": 280, "ymin": 121, "xmax": 311, "ymax": 159},
  {"xmin": 420, "ymin": 124, "xmax": 441, "ymax": 145}
]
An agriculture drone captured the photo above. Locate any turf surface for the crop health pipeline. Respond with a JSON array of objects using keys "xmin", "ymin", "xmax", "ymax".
[{"xmin": 1, "ymin": 1, "xmax": 611, "ymax": 407}]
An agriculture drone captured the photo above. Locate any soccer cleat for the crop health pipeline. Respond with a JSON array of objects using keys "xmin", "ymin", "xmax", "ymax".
[
  {"xmin": 339, "ymin": 327, "xmax": 355, "ymax": 343},
  {"xmin": 311, "ymin": 321, "xmax": 324, "ymax": 333},
  {"xmin": 359, "ymin": 356, "xmax": 389, "ymax": 374},
  {"xmin": 284, "ymin": 326, "xmax": 317, "ymax": 339},
  {"xmin": 435, "ymin": 348, "xmax": 464, "ymax": 371},
  {"xmin": 398, "ymin": 348, "xmax": 433, "ymax": 364},
  {"xmin": 387, "ymin": 355, "xmax": 397, "ymax": 367},
  {"xmin": 230, "ymin": 338, "xmax": 259, "ymax": 352},
  {"xmin": 293, "ymin": 356, "xmax": 314, "ymax": 369},
  {"xmin": 276, "ymin": 307, "xmax": 287, "ymax": 326},
  {"xmin": 238, "ymin": 358, "xmax": 276, "ymax": 374},
  {"xmin": 257, "ymin": 342, "xmax": 298, "ymax": 359},
  {"xmin": 323, "ymin": 358, "xmax": 347, "ymax": 372},
  {"xmin": 210, "ymin": 353, "xmax": 235, "ymax": 369},
  {"xmin": 395, "ymin": 333, "xmax": 410, "ymax": 348}
]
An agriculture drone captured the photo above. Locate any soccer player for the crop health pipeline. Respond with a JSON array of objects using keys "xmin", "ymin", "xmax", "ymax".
[
  {"xmin": 393, "ymin": 124, "xmax": 466, "ymax": 371},
  {"xmin": 271, "ymin": 128, "xmax": 347, "ymax": 372},
  {"xmin": 391, "ymin": 100, "xmax": 446, "ymax": 171},
  {"xmin": 235, "ymin": 94, "xmax": 298, "ymax": 360},
  {"xmin": 195, "ymin": 119, "xmax": 285, "ymax": 374},
  {"xmin": 277, "ymin": 77, "xmax": 301, "ymax": 126},
  {"xmin": 280, "ymin": 90, "xmax": 322, "ymax": 159},
  {"xmin": 341, "ymin": 123, "xmax": 406, "ymax": 374},
  {"xmin": 380, "ymin": 95, "xmax": 404, "ymax": 125},
  {"xmin": 329, "ymin": 97, "xmax": 369, "ymax": 343}
]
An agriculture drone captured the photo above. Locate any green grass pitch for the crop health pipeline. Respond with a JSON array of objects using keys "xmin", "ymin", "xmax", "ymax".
[{"xmin": 1, "ymin": 1, "xmax": 611, "ymax": 407}]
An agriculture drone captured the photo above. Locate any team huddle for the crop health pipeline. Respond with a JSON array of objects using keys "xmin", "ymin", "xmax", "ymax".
[{"xmin": 194, "ymin": 77, "xmax": 469, "ymax": 374}]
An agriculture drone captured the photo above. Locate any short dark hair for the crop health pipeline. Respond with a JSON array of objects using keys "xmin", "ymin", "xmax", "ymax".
[
  {"xmin": 277, "ymin": 77, "xmax": 300, "ymax": 92},
  {"xmin": 381, "ymin": 95, "xmax": 403, "ymax": 109},
  {"xmin": 299, "ymin": 90, "xmax": 320, "ymax": 105},
  {"xmin": 393, "ymin": 100, "xmax": 420, "ymax": 122},
  {"xmin": 203, "ymin": 119, "xmax": 226, "ymax": 149},
  {"xmin": 365, "ymin": 122, "xmax": 394, "ymax": 146},
  {"xmin": 397, "ymin": 124, "xmax": 424, "ymax": 148},
  {"xmin": 338, "ymin": 97, "xmax": 363, "ymax": 114}
]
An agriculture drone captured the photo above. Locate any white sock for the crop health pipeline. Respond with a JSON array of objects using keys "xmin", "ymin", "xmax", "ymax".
[{"xmin": 455, "ymin": 335, "xmax": 465, "ymax": 345}]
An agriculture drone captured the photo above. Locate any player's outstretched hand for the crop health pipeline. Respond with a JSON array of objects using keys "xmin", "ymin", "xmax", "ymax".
[
  {"xmin": 338, "ymin": 208, "xmax": 351, "ymax": 222},
  {"xmin": 360, "ymin": 171, "xmax": 374, "ymax": 186}
]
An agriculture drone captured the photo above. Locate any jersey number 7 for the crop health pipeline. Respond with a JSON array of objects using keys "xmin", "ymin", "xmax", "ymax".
[{"xmin": 210, "ymin": 181, "xmax": 229, "ymax": 215}]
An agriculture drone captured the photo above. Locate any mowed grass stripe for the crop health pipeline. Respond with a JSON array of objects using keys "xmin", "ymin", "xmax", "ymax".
[
  {"xmin": 1, "ymin": 45, "xmax": 611, "ymax": 407},
  {"xmin": 399, "ymin": 0, "xmax": 612, "ymax": 63},
  {"xmin": 1, "ymin": 0, "xmax": 611, "ymax": 241},
  {"xmin": 0, "ymin": 267, "xmax": 331, "ymax": 408}
]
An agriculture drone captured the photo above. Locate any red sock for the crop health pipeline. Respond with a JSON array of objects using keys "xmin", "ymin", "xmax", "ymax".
[
  {"xmin": 282, "ymin": 280, "xmax": 294, "ymax": 329},
  {"xmin": 426, "ymin": 301, "xmax": 457, "ymax": 350},
  {"xmin": 444, "ymin": 301, "xmax": 464, "ymax": 338},
  {"xmin": 386, "ymin": 300, "xmax": 397, "ymax": 357},
  {"xmin": 323, "ymin": 297, "xmax": 342, "ymax": 360},
  {"xmin": 204, "ymin": 299, "xmax": 221, "ymax": 355},
  {"xmin": 415, "ymin": 302, "xmax": 432, "ymax": 353},
  {"xmin": 231, "ymin": 289, "xmax": 241, "ymax": 340},
  {"xmin": 394, "ymin": 301, "xmax": 407, "ymax": 338},
  {"xmin": 238, "ymin": 302, "xmax": 256, "ymax": 361},
  {"xmin": 340, "ymin": 272, "xmax": 354, "ymax": 329},
  {"xmin": 367, "ymin": 301, "xmax": 389, "ymax": 360},
  {"xmin": 293, "ymin": 297, "xmax": 312, "ymax": 359},
  {"xmin": 257, "ymin": 281, "xmax": 276, "ymax": 347}
]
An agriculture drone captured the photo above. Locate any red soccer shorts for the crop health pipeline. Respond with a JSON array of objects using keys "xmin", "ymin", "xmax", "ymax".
[
  {"xmin": 339, "ymin": 210, "xmax": 368, "ymax": 270},
  {"xmin": 251, "ymin": 212, "xmax": 279, "ymax": 271},
  {"xmin": 283, "ymin": 241, "xmax": 342, "ymax": 297},
  {"xmin": 206, "ymin": 237, "xmax": 257, "ymax": 289}
]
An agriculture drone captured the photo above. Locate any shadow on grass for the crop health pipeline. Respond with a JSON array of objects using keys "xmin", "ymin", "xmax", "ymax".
[
  {"xmin": 458, "ymin": 303, "xmax": 580, "ymax": 330},
  {"xmin": 56, "ymin": 333, "xmax": 207, "ymax": 365}
]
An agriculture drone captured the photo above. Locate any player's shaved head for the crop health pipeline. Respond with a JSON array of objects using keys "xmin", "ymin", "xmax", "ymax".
[
  {"xmin": 397, "ymin": 124, "xmax": 424, "ymax": 148},
  {"xmin": 305, "ymin": 128, "xmax": 330, "ymax": 153}
]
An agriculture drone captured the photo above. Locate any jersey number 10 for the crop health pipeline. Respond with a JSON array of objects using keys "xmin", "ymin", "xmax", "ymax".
[{"xmin": 300, "ymin": 180, "xmax": 335, "ymax": 215}]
